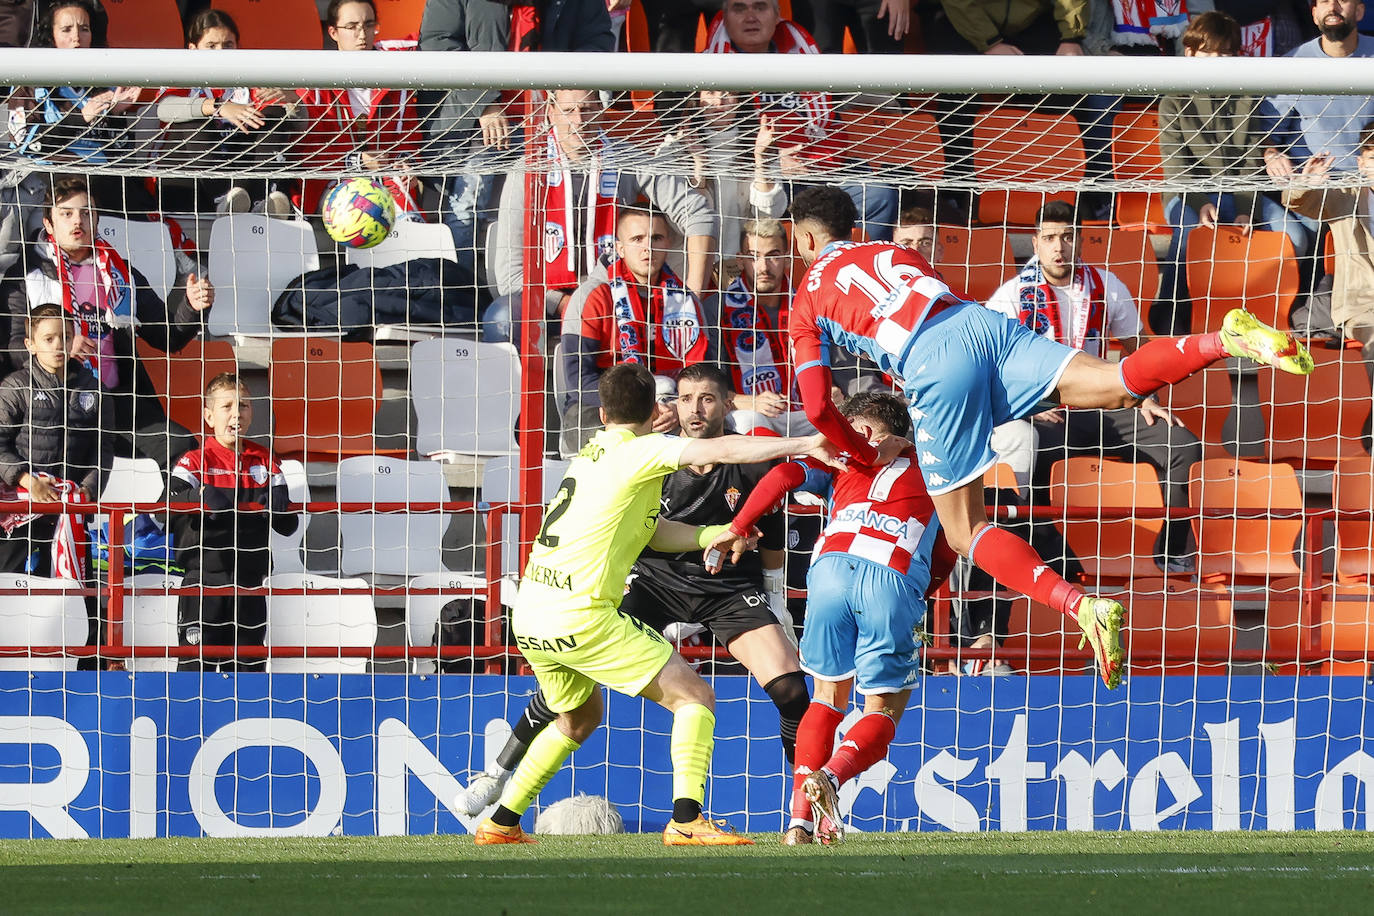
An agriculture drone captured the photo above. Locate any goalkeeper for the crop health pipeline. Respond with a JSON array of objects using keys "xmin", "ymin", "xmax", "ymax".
[
  {"xmin": 460, "ymin": 363, "xmax": 807, "ymax": 819},
  {"xmin": 473, "ymin": 362, "xmax": 838, "ymax": 846}
]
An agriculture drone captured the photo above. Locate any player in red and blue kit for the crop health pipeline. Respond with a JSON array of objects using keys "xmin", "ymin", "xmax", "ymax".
[
  {"xmin": 713, "ymin": 392, "xmax": 955, "ymax": 846},
  {"xmin": 785, "ymin": 187, "xmax": 1314, "ymax": 691}
]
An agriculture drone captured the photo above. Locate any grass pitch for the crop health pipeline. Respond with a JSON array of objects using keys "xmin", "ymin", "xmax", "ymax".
[{"xmin": 2, "ymin": 832, "xmax": 1371, "ymax": 914}]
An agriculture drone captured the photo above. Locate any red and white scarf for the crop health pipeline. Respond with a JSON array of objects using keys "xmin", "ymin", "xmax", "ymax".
[
  {"xmin": 1112, "ymin": 1, "xmax": 1189, "ymax": 46},
  {"xmin": 607, "ymin": 259, "xmax": 708, "ymax": 371},
  {"xmin": 1013, "ymin": 259, "xmax": 1107, "ymax": 355},
  {"xmin": 1240, "ymin": 19, "xmax": 1273, "ymax": 57},
  {"xmin": 31, "ymin": 235, "xmax": 133, "ymax": 389},
  {"xmin": 542, "ymin": 130, "xmax": 619, "ymax": 290},
  {"xmin": 718, "ymin": 276, "xmax": 794, "ymax": 404},
  {"xmin": 0, "ymin": 475, "xmax": 89, "ymax": 580}
]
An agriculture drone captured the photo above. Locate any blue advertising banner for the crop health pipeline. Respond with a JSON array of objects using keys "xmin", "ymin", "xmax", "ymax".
[{"xmin": 0, "ymin": 673, "xmax": 1371, "ymax": 838}]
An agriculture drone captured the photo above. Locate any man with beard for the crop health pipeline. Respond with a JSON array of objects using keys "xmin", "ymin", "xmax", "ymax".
[{"xmin": 986, "ymin": 201, "xmax": 1202, "ymax": 575}]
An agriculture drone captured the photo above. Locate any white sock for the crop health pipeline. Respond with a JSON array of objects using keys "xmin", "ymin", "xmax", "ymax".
[
  {"xmin": 485, "ymin": 763, "xmax": 512, "ymax": 779},
  {"xmin": 788, "ymin": 818, "xmax": 814, "ymax": 832}
]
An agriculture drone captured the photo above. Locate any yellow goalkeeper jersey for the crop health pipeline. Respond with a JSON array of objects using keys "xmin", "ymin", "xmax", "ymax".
[{"xmin": 514, "ymin": 426, "xmax": 688, "ymax": 626}]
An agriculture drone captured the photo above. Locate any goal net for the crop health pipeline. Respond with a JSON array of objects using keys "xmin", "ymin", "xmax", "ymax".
[{"xmin": 0, "ymin": 46, "xmax": 1371, "ymax": 838}]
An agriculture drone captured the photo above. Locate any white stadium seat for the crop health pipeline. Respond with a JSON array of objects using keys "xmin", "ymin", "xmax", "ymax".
[
  {"xmin": 412, "ymin": 338, "xmax": 520, "ymax": 457},
  {"xmin": 0, "ymin": 575, "xmax": 86, "ymax": 671},
  {"xmin": 336, "ymin": 456, "xmax": 451, "ymax": 578},
  {"xmin": 124, "ymin": 573, "xmax": 182, "ymax": 673},
  {"xmin": 265, "ymin": 573, "xmax": 377, "ymax": 673},
  {"xmin": 96, "ymin": 215, "xmax": 177, "ymax": 303},
  {"xmin": 206, "ymin": 214, "xmax": 319, "ymax": 338},
  {"xmin": 344, "ymin": 218, "xmax": 457, "ymax": 270}
]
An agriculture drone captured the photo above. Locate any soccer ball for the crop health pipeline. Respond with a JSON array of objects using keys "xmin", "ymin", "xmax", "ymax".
[{"xmin": 321, "ymin": 177, "xmax": 396, "ymax": 249}]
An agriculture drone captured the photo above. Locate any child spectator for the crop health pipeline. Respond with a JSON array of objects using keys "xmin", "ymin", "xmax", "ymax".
[{"xmin": 168, "ymin": 374, "xmax": 297, "ymax": 672}]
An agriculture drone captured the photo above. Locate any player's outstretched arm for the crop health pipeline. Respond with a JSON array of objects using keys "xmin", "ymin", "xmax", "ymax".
[
  {"xmin": 651, "ymin": 519, "xmax": 758, "ymax": 561},
  {"xmin": 677, "ymin": 431, "xmax": 840, "ymax": 469}
]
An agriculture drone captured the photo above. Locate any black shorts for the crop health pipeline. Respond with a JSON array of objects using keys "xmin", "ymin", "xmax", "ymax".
[{"xmin": 620, "ymin": 573, "xmax": 775, "ymax": 647}]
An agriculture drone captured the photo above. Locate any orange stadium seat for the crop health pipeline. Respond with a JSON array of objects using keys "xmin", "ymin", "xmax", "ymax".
[
  {"xmin": 135, "ymin": 337, "xmax": 239, "ymax": 436},
  {"xmin": 1001, "ymin": 597, "xmax": 1090, "ymax": 677},
  {"xmin": 935, "ymin": 225, "xmax": 1014, "ymax": 302},
  {"xmin": 1262, "ymin": 344, "xmax": 1372, "ymax": 466},
  {"xmin": 1189, "ymin": 458, "xmax": 1304, "ymax": 583},
  {"xmin": 269, "ymin": 338, "xmax": 388, "ymax": 460},
  {"xmin": 373, "ymin": 0, "xmax": 427, "ymax": 41},
  {"xmin": 1156, "ymin": 364, "xmax": 1235, "ymax": 458},
  {"xmin": 983, "ymin": 462, "xmax": 1020, "ymax": 491},
  {"xmin": 105, "ymin": 0, "xmax": 184, "ymax": 48},
  {"xmin": 1079, "ymin": 225, "xmax": 1160, "ymax": 309},
  {"xmin": 1110, "ymin": 108, "xmax": 1169, "ymax": 232},
  {"xmin": 1184, "ymin": 226, "xmax": 1300, "ymax": 335},
  {"xmin": 1114, "ymin": 578, "xmax": 1233, "ymax": 676},
  {"xmin": 972, "ymin": 107, "xmax": 1084, "ymax": 226},
  {"xmin": 1049, "ymin": 457, "xmax": 1167, "ymax": 583},
  {"xmin": 1334, "ymin": 456, "xmax": 1374, "ymax": 585},
  {"xmin": 215, "ymin": 0, "xmax": 322, "ymax": 50},
  {"xmin": 839, "ymin": 107, "xmax": 944, "ymax": 182}
]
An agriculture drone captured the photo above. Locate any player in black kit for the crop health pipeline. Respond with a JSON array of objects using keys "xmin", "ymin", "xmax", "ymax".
[{"xmin": 454, "ymin": 364, "xmax": 809, "ymax": 816}]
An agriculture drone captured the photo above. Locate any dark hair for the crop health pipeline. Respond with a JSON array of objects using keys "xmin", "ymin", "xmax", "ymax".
[
  {"xmin": 789, "ymin": 186, "xmax": 856, "ymax": 242},
  {"xmin": 616, "ymin": 205, "xmax": 668, "ymax": 234},
  {"xmin": 841, "ymin": 391, "xmax": 910, "ymax": 439},
  {"xmin": 599, "ymin": 362, "xmax": 657, "ymax": 425},
  {"xmin": 45, "ymin": 174, "xmax": 91, "ymax": 213},
  {"xmin": 1182, "ymin": 11, "xmax": 1242, "ymax": 56},
  {"xmin": 676, "ymin": 362, "xmax": 733, "ymax": 395},
  {"xmin": 897, "ymin": 205, "xmax": 935, "ymax": 227},
  {"xmin": 204, "ymin": 372, "xmax": 247, "ymax": 399},
  {"xmin": 327, "ymin": 0, "xmax": 377, "ymax": 26},
  {"xmin": 1035, "ymin": 199, "xmax": 1077, "ymax": 230},
  {"xmin": 186, "ymin": 8, "xmax": 240, "ymax": 46},
  {"xmin": 26, "ymin": 303, "xmax": 68, "ymax": 337},
  {"xmin": 35, "ymin": 0, "xmax": 105, "ymax": 49},
  {"xmin": 1360, "ymin": 118, "xmax": 1374, "ymax": 153}
]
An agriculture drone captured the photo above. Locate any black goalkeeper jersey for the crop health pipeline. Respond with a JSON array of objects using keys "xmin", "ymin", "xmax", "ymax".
[{"xmin": 633, "ymin": 447, "xmax": 786, "ymax": 597}]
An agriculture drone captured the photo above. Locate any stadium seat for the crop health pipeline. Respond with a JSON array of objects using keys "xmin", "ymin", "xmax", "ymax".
[
  {"xmin": 934, "ymin": 225, "xmax": 1015, "ymax": 302},
  {"xmin": 1333, "ymin": 456, "xmax": 1374, "ymax": 585},
  {"xmin": 270, "ymin": 459, "xmax": 309, "ymax": 575},
  {"xmin": 265, "ymin": 573, "xmax": 377, "ymax": 673},
  {"xmin": 215, "ymin": 0, "xmax": 322, "ymax": 50},
  {"xmin": 481, "ymin": 456, "xmax": 569, "ymax": 576},
  {"xmin": 839, "ymin": 106, "xmax": 944, "ymax": 181},
  {"xmin": 124, "ymin": 573, "xmax": 182, "ymax": 673},
  {"xmin": 99, "ymin": 456, "xmax": 165, "ymax": 504},
  {"xmin": 1000, "ymin": 597, "xmax": 1088, "ymax": 677},
  {"xmin": 1189, "ymin": 458, "xmax": 1304, "ymax": 582},
  {"xmin": 1115, "ymin": 578, "xmax": 1233, "ymax": 676},
  {"xmin": 1157, "ymin": 364, "xmax": 1237, "ymax": 458},
  {"xmin": 412, "ymin": 338, "xmax": 520, "ymax": 458},
  {"xmin": 336, "ymin": 455, "xmax": 453, "ymax": 578},
  {"xmin": 1306, "ymin": 584, "xmax": 1374, "ymax": 674},
  {"xmin": 1109, "ymin": 107, "xmax": 1169, "ymax": 232},
  {"xmin": 1048, "ymin": 457, "xmax": 1168, "ymax": 582},
  {"xmin": 134, "ymin": 337, "xmax": 238, "ymax": 437},
  {"xmin": 97, "ymin": 215, "xmax": 176, "ymax": 302},
  {"xmin": 344, "ymin": 219, "xmax": 456, "ymax": 270},
  {"xmin": 206, "ymin": 214, "xmax": 319, "ymax": 338},
  {"xmin": 104, "ymin": 0, "xmax": 184, "ymax": 48},
  {"xmin": 972, "ymin": 107, "xmax": 1084, "ymax": 226},
  {"xmin": 373, "ymin": 0, "xmax": 427, "ymax": 41},
  {"xmin": 1184, "ymin": 226, "xmax": 1299, "ymax": 335},
  {"xmin": 1261, "ymin": 343, "xmax": 1372, "ymax": 466},
  {"xmin": 1079, "ymin": 225, "xmax": 1160, "ymax": 309},
  {"xmin": 405, "ymin": 571, "xmax": 491, "ymax": 673},
  {"xmin": 269, "ymin": 337, "xmax": 387, "ymax": 460},
  {"xmin": 983, "ymin": 462, "xmax": 1020, "ymax": 491},
  {"xmin": 0, "ymin": 575, "xmax": 85, "ymax": 672}
]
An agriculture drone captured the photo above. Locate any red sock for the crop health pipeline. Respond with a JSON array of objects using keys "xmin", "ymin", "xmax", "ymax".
[
  {"xmin": 823, "ymin": 712, "xmax": 897, "ymax": 786},
  {"xmin": 1118, "ymin": 333, "xmax": 1225, "ymax": 398},
  {"xmin": 791, "ymin": 702, "xmax": 842, "ymax": 821},
  {"xmin": 969, "ymin": 526, "xmax": 1083, "ymax": 620}
]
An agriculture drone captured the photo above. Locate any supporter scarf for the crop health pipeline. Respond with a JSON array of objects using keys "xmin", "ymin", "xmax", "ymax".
[
  {"xmin": 701, "ymin": 14, "xmax": 835, "ymax": 151},
  {"xmin": 1, "ymin": 475, "xmax": 90, "ymax": 580},
  {"xmin": 510, "ymin": 4, "xmax": 541, "ymax": 51},
  {"xmin": 542, "ymin": 130, "xmax": 618, "ymax": 290},
  {"xmin": 1240, "ymin": 19, "xmax": 1273, "ymax": 57},
  {"xmin": 1014, "ymin": 258, "xmax": 1106, "ymax": 354},
  {"xmin": 719, "ymin": 276, "xmax": 792, "ymax": 402},
  {"xmin": 607, "ymin": 259, "xmax": 707, "ymax": 370},
  {"xmin": 1112, "ymin": 0, "xmax": 1189, "ymax": 46},
  {"xmin": 41, "ymin": 234, "xmax": 132, "ymax": 389}
]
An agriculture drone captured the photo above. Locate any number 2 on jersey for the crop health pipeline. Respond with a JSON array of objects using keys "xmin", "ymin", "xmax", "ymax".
[{"xmin": 535, "ymin": 478, "xmax": 577, "ymax": 548}]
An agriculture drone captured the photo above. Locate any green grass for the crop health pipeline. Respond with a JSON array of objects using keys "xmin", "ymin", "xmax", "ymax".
[{"xmin": 2, "ymin": 832, "xmax": 1372, "ymax": 914}]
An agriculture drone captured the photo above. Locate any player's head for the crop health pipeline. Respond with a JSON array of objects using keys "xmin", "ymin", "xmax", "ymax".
[
  {"xmin": 615, "ymin": 206, "xmax": 670, "ymax": 284},
  {"xmin": 722, "ymin": 0, "xmax": 781, "ymax": 53},
  {"xmin": 841, "ymin": 391, "xmax": 911, "ymax": 441},
  {"xmin": 893, "ymin": 206, "xmax": 942, "ymax": 265},
  {"xmin": 789, "ymin": 187, "xmax": 856, "ymax": 266},
  {"xmin": 675, "ymin": 363, "xmax": 733, "ymax": 439},
  {"xmin": 328, "ymin": 0, "xmax": 378, "ymax": 51},
  {"xmin": 25, "ymin": 304, "xmax": 71, "ymax": 374},
  {"xmin": 599, "ymin": 362, "xmax": 658, "ymax": 429},
  {"xmin": 43, "ymin": 175, "xmax": 96, "ymax": 260},
  {"xmin": 545, "ymin": 89, "xmax": 602, "ymax": 158},
  {"xmin": 1031, "ymin": 200, "xmax": 1080, "ymax": 285},
  {"xmin": 203, "ymin": 372, "xmax": 253, "ymax": 450},
  {"xmin": 737, "ymin": 218, "xmax": 790, "ymax": 294},
  {"xmin": 1181, "ymin": 10, "xmax": 1241, "ymax": 57}
]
